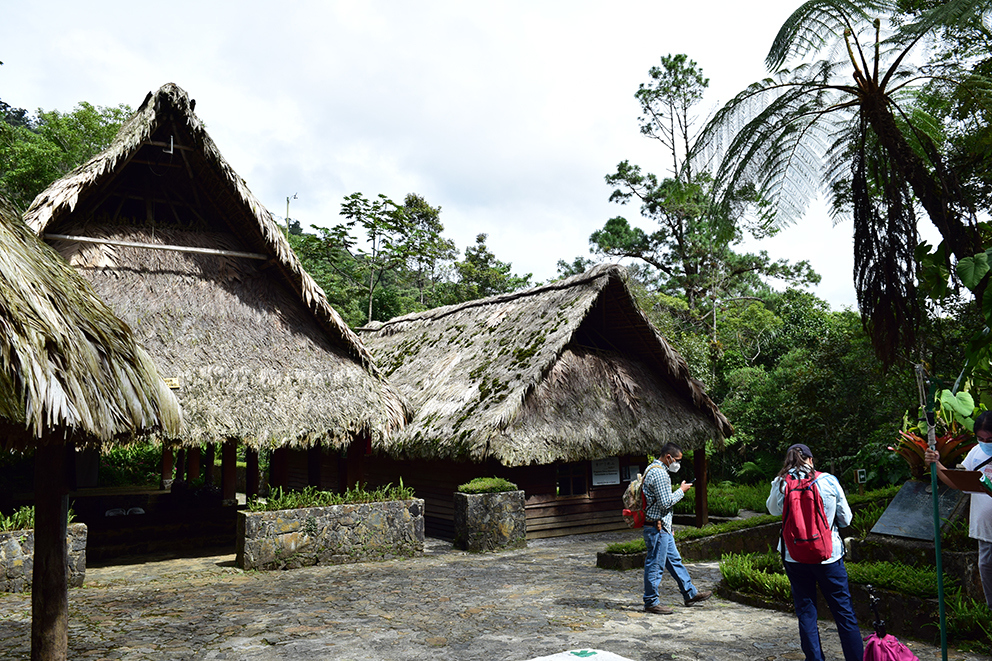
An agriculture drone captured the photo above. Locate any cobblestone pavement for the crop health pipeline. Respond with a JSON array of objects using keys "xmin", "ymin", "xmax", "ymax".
[{"xmin": 0, "ymin": 532, "xmax": 988, "ymax": 661}]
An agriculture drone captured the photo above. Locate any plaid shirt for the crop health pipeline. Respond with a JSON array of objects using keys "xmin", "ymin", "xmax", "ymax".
[{"xmin": 642, "ymin": 459, "xmax": 684, "ymax": 533}]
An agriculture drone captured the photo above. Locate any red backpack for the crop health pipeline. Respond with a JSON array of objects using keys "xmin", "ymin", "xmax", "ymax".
[{"xmin": 780, "ymin": 471, "xmax": 833, "ymax": 563}]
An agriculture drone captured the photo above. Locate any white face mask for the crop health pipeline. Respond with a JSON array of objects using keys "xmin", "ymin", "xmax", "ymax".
[{"xmin": 667, "ymin": 460, "xmax": 681, "ymax": 473}]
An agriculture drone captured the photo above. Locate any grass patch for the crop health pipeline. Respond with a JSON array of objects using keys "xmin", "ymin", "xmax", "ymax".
[
  {"xmin": 248, "ymin": 482, "xmax": 415, "ymax": 512},
  {"xmin": 457, "ymin": 476, "xmax": 518, "ymax": 494},
  {"xmin": 603, "ymin": 515, "xmax": 779, "ymax": 554}
]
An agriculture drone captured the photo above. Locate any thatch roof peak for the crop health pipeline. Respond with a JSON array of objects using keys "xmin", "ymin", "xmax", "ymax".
[
  {"xmin": 23, "ymin": 83, "xmax": 409, "ymax": 448},
  {"xmin": 24, "ymin": 82, "xmax": 377, "ymax": 374},
  {"xmin": 0, "ymin": 195, "xmax": 181, "ymax": 448},
  {"xmin": 358, "ymin": 263, "xmax": 731, "ymax": 466}
]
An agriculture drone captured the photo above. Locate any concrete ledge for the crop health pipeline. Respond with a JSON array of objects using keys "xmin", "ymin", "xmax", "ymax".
[
  {"xmin": 453, "ymin": 491, "xmax": 527, "ymax": 552},
  {"xmin": 236, "ymin": 499, "xmax": 425, "ymax": 570},
  {"xmin": 0, "ymin": 523, "xmax": 87, "ymax": 592}
]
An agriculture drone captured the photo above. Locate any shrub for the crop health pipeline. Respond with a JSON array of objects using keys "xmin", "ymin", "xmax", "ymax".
[
  {"xmin": 248, "ymin": 482, "xmax": 415, "ymax": 512},
  {"xmin": 0, "ymin": 505, "xmax": 34, "ymax": 532},
  {"xmin": 0, "ymin": 505, "xmax": 75, "ymax": 532},
  {"xmin": 99, "ymin": 442, "xmax": 161, "ymax": 487},
  {"xmin": 720, "ymin": 550, "xmax": 952, "ymax": 600},
  {"xmin": 673, "ymin": 483, "xmax": 772, "ymax": 517},
  {"xmin": 603, "ymin": 515, "xmax": 779, "ymax": 554},
  {"xmin": 457, "ymin": 476, "xmax": 518, "ymax": 494},
  {"xmin": 720, "ymin": 552, "xmax": 792, "ymax": 602}
]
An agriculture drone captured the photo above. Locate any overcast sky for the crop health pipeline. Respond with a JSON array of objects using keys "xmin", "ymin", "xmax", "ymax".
[{"xmin": 1, "ymin": 0, "xmax": 888, "ymax": 310}]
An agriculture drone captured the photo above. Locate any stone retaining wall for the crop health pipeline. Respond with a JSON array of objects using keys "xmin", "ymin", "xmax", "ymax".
[
  {"xmin": 236, "ymin": 499, "xmax": 424, "ymax": 571},
  {"xmin": 453, "ymin": 491, "xmax": 527, "ymax": 552},
  {"xmin": 0, "ymin": 523, "xmax": 88, "ymax": 592}
]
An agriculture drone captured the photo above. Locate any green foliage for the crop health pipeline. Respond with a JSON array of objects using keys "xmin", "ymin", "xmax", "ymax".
[
  {"xmin": 700, "ymin": 0, "xmax": 992, "ymax": 367},
  {"xmin": 673, "ymin": 514, "xmax": 780, "ymax": 542},
  {"xmin": 0, "ymin": 505, "xmax": 75, "ymax": 531},
  {"xmin": 672, "ymin": 483, "xmax": 771, "ymax": 516},
  {"xmin": 457, "ymin": 476, "xmax": 519, "ymax": 494},
  {"xmin": 449, "ymin": 233, "xmax": 532, "ymax": 302},
  {"xmin": 945, "ymin": 591, "xmax": 992, "ymax": 651},
  {"xmin": 848, "ymin": 502, "xmax": 886, "ymax": 538},
  {"xmin": 604, "ymin": 538, "xmax": 647, "ymax": 555},
  {"xmin": 603, "ymin": 514, "xmax": 780, "ymax": 555},
  {"xmin": 0, "ymin": 505, "xmax": 34, "ymax": 532},
  {"xmin": 720, "ymin": 551, "xmax": 793, "ymax": 603},
  {"xmin": 99, "ymin": 442, "xmax": 161, "ymax": 487},
  {"xmin": 722, "ymin": 551, "xmax": 951, "ymax": 600},
  {"xmin": 0, "ymin": 100, "xmax": 131, "ymax": 211},
  {"xmin": 248, "ymin": 482, "xmax": 416, "ymax": 512}
]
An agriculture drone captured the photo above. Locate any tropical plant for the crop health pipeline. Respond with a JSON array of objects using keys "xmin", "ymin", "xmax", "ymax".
[
  {"xmin": 891, "ymin": 388, "xmax": 980, "ymax": 476},
  {"xmin": 457, "ymin": 476, "xmax": 519, "ymax": 494},
  {"xmin": 698, "ymin": 0, "xmax": 992, "ymax": 366}
]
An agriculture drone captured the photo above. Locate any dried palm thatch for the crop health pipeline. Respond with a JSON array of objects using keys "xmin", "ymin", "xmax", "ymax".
[
  {"xmin": 358, "ymin": 264, "xmax": 731, "ymax": 466},
  {"xmin": 24, "ymin": 83, "xmax": 408, "ymax": 450},
  {"xmin": 0, "ymin": 194, "xmax": 181, "ymax": 449}
]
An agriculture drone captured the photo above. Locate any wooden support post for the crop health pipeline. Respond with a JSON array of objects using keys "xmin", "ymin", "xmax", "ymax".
[
  {"xmin": 174, "ymin": 449, "xmax": 186, "ymax": 483},
  {"xmin": 307, "ymin": 443, "xmax": 323, "ymax": 489},
  {"xmin": 32, "ymin": 442, "xmax": 69, "ymax": 661},
  {"xmin": 270, "ymin": 447, "xmax": 289, "ymax": 491},
  {"xmin": 694, "ymin": 448, "xmax": 709, "ymax": 527},
  {"xmin": 204, "ymin": 444, "xmax": 215, "ymax": 486},
  {"xmin": 245, "ymin": 448, "xmax": 259, "ymax": 498},
  {"xmin": 221, "ymin": 439, "xmax": 237, "ymax": 502},
  {"xmin": 187, "ymin": 447, "xmax": 201, "ymax": 481},
  {"xmin": 161, "ymin": 446, "xmax": 174, "ymax": 490},
  {"xmin": 344, "ymin": 437, "xmax": 367, "ymax": 491}
]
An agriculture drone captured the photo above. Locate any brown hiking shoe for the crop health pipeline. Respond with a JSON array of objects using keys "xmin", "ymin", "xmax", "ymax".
[
  {"xmin": 644, "ymin": 604, "xmax": 674, "ymax": 614},
  {"xmin": 684, "ymin": 590, "xmax": 712, "ymax": 606}
]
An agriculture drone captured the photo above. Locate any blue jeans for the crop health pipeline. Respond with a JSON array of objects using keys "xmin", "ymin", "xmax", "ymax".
[
  {"xmin": 642, "ymin": 525, "xmax": 697, "ymax": 607},
  {"xmin": 783, "ymin": 558, "xmax": 863, "ymax": 661}
]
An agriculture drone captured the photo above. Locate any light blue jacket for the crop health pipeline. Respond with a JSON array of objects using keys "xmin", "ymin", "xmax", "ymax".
[{"xmin": 766, "ymin": 469, "xmax": 852, "ymax": 564}]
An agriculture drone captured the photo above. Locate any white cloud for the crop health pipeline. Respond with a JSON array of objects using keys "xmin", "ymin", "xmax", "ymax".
[{"xmin": 1, "ymin": 0, "xmax": 864, "ymax": 308}]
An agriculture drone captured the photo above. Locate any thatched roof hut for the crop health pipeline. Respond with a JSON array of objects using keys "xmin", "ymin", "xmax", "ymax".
[
  {"xmin": 0, "ymin": 194, "xmax": 181, "ymax": 448},
  {"xmin": 1, "ymin": 193, "xmax": 181, "ymax": 661},
  {"xmin": 24, "ymin": 83, "xmax": 408, "ymax": 450},
  {"xmin": 358, "ymin": 263, "xmax": 731, "ymax": 467}
]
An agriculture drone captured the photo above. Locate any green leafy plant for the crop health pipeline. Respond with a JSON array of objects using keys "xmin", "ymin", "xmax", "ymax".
[
  {"xmin": 248, "ymin": 482, "xmax": 415, "ymax": 512},
  {"xmin": 0, "ymin": 505, "xmax": 75, "ymax": 532},
  {"xmin": 457, "ymin": 476, "xmax": 518, "ymax": 494},
  {"xmin": 99, "ymin": 442, "xmax": 162, "ymax": 487},
  {"xmin": 891, "ymin": 392, "xmax": 981, "ymax": 479},
  {"xmin": 720, "ymin": 552, "xmax": 792, "ymax": 603},
  {"xmin": 945, "ymin": 592, "xmax": 992, "ymax": 653},
  {"xmin": 848, "ymin": 502, "xmax": 885, "ymax": 539}
]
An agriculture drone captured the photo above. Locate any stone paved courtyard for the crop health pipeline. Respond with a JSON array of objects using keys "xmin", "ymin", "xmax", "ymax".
[{"xmin": 0, "ymin": 532, "xmax": 987, "ymax": 660}]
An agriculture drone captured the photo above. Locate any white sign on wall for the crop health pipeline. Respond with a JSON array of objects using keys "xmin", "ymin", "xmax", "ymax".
[{"xmin": 591, "ymin": 458, "xmax": 621, "ymax": 486}]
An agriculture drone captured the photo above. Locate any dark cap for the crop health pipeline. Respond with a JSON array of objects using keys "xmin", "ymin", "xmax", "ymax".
[{"xmin": 787, "ymin": 443, "xmax": 813, "ymax": 459}]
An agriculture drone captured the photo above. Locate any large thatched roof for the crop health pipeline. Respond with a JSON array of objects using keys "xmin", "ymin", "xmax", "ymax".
[
  {"xmin": 0, "ymin": 195, "xmax": 181, "ymax": 449},
  {"xmin": 358, "ymin": 264, "xmax": 732, "ymax": 466},
  {"xmin": 24, "ymin": 83, "xmax": 408, "ymax": 449}
]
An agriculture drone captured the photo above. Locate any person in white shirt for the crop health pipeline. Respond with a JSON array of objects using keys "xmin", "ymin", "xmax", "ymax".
[{"xmin": 925, "ymin": 410, "xmax": 992, "ymax": 609}]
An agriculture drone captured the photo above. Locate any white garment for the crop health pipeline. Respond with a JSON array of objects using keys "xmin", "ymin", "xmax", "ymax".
[{"xmin": 962, "ymin": 445, "xmax": 992, "ymax": 543}]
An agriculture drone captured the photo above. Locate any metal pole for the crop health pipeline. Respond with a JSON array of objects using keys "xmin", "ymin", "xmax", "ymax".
[{"xmin": 926, "ymin": 380, "xmax": 948, "ymax": 661}]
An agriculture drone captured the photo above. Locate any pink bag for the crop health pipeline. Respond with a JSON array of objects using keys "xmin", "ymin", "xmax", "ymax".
[{"xmin": 863, "ymin": 633, "xmax": 919, "ymax": 661}]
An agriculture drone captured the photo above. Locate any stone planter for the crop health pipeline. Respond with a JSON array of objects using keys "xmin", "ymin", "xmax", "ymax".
[
  {"xmin": 236, "ymin": 499, "xmax": 424, "ymax": 571},
  {"xmin": 0, "ymin": 523, "xmax": 88, "ymax": 592},
  {"xmin": 596, "ymin": 522, "xmax": 781, "ymax": 570},
  {"xmin": 596, "ymin": 551, "xmax": 646, "ymax": 571},
  {"xmin": 453, "ymin": 490, "xmax": 527, "ymax": 552}
]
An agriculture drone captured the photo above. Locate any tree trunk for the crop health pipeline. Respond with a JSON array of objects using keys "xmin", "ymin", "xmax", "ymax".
[
  {"xmin": 32, "ymin": 442, "xmax": 69, "ymax": 661},
  {"xmin": 862, "ymin": 94, "xmax": 982, "ymax": 262}
]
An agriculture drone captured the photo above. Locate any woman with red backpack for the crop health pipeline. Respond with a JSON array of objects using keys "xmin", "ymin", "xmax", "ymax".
[{"xmin": 766, "ymin": 443, "xmax": 863, "ymax": 661}]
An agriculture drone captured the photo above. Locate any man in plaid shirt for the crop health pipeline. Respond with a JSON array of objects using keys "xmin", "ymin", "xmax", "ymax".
[{"xmin": 641, "ymin": 442, "xmax": 712, "ymax": 614}]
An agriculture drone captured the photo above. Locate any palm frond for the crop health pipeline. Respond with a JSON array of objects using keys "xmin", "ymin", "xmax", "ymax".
[{"xmin": 767, "ymin": 0, "xmax": 895, "ymax": 71}]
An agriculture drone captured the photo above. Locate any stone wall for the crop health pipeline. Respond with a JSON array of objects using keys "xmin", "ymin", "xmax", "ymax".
[
  {"xmin": 236, "ymin": 499, "xmax": 425, "ymax": 571},
  {"xmin": 0, "ymin": 523, "xmax": 88, "ymax": 592},
  {"xmin": 453, "ymin": 491, "xmax": 527, "ymax": 552}
]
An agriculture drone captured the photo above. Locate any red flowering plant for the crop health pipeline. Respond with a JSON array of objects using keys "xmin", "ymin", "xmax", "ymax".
[{"xmin": 891, "ymin": 390, "xmax": 981, "ymax": 480}]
